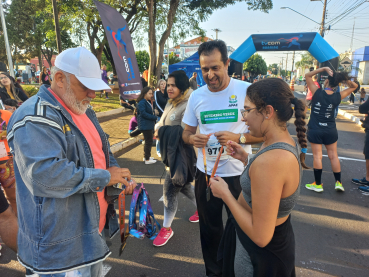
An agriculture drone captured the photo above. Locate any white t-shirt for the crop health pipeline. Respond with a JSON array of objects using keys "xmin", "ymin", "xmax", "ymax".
[{"xmin": 182, "ymin": 78, "xmax": 252, "ymax": 177}]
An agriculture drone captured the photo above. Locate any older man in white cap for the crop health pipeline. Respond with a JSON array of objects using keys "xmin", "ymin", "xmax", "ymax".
[{"xmin": 7, "ymin": 47, "xmax": 136, "ymax": 276}]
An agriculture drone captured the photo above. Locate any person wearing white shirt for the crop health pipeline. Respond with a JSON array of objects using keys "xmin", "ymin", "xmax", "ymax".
[{"xmin": 182, "ymin": 40, "xmax": 263, "ymax": 276}]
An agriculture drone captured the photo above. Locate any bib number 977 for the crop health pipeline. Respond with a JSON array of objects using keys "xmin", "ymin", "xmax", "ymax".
[{"xmin": 208, "ymin": 147, "xmax": 225, "ymax": 156}]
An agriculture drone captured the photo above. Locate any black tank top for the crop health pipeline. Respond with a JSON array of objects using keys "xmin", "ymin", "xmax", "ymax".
[{"xmin": 308, "ymin": 88, "xmax": 341, "ymax": 130}]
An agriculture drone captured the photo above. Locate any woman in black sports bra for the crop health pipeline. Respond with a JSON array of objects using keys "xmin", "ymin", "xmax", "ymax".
[
  {"xmin": 209, "ymin": 78, "xmax": 308, "ymax": 276},
  {"xmin": 304, "ymin": 67, "xmax": 358, "ymax": 193}
]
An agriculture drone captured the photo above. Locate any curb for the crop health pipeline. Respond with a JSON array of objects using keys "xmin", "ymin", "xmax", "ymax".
[
  {"xmin": 96, "ymin": 107, "xmax": 126, "ymax": 118},
  {"xmin": 110, "ymin": 134, "xmax": 144, "ymax": 154},
  {"xmin": 337, "ymin": 108, "xmax": 362, "ymax": 126}
]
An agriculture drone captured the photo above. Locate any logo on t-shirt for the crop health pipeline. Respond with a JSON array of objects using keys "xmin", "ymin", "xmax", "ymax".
[
  {"xmin": 200, "ymin": 109, "xmax": 238, "ymax": 124},
  {"xmin": 229, "ymin": 95, "xmax": 237, "ymax": 103}
]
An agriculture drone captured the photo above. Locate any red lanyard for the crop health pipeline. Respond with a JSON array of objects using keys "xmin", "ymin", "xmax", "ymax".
[
  {"xmin": 118, "ymin": 189, "xmax": 130, "ymax": 256},
  {"xmin": 203, "ymin": 145, "xmax": 223, "ymax": 201}
]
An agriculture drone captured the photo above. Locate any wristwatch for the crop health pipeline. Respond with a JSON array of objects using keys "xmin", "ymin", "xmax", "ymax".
[{"xmin": 239, "ymin": 133, "xmax": 246, "ymax": 144}]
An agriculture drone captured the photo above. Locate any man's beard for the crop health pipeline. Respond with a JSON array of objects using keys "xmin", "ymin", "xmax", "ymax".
[{"xmin": 61, "ymin": 84, "xmax": 92, "ymax": 115}]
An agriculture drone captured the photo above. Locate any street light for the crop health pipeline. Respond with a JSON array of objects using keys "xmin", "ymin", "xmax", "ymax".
[
  {"xmin": 0, "ymin": 2, "xmax": 14, "ymax": 77},
  {"xmin": 280, "ymin": 7, "xmax": 321, "ymax": 25}
]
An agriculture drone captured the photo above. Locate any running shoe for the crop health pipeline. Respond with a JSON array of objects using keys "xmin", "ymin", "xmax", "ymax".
[
  {"xmin": 153, "ymin": 227, "xmax": 173, "ymax": 247},
  {"xmin": 352, "ymin": 177, "xmax": 369, "ymax": 186},
  {"xmin": 145, "ymin": 159, "xmax": 157, "ymax": 165},
  {"xmin": 305, "ymin": 182, "xmax": 324, "ymax": 192},
  {"xmin": 335, "ymin": 181, "xmax": 345, "ymax": 192},
  {"xmin": 359, "ymin": 186, "xmax": 369, "ymax": 194},
  {"xmin": 142, "ymin": 157, "xmax": 155, "ymax": 161},
  {"xmin": 189, "ymin": 210, "xmax": 199, "ymax": 223}
]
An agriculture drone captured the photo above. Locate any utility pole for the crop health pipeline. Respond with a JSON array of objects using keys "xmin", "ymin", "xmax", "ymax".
[
  {"xmin": 350, "ymin": 17, "xmax": 356, "ymax": 51},
  {"xmin": 52, "ymin": 0, "xmax": 62, "ymax": 53},
  {"xmin": 320, "ymin": 0, "xmax": 328, "ymax": 37},
  {"xmin": 285, "ymin": 53, "xmax": 288, "ymax": 77},
  {"xmin": 0, "ymin": 2, "xmax": 14, "ymax": 77},
  {"xmin": 291, "ymin": 51, "xmax": 295, "ymax": 79},
  {"xmin": 212, "ymin": 29, "xmax": 222, "ymax": 40}
]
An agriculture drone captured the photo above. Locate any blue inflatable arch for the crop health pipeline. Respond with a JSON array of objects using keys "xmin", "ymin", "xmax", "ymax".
[{"xmin": 230, "ymin": 32, "xmax": 339, "ymax": 74}]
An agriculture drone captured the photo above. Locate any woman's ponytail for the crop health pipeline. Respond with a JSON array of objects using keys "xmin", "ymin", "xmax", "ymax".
[{"xmin": 292, "ymin": 98, "xmax": 310, "ymax": 169}]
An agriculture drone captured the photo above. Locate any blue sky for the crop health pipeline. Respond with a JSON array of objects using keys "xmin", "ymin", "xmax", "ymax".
[{"xmin": 185, "ymin": 0, "xmax": 369, "ymax": 69}]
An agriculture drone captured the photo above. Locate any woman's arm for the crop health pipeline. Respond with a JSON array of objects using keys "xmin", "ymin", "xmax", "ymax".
[
  {"xmin": 340, "ymin": 80, "xmax": 358, "ymax": 100},
  {"xmin": 305, "ymin": 67, "xmax": 333, "ymax": 96},
  {"xmin": 210, "ymin": 150, "xmax": 291, "ymax": 247}
]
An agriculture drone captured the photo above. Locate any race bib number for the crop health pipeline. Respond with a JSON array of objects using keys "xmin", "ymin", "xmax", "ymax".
[
  {"xmin": 205, "ymin": 139, "xmax": 228, "ymax": 161},
  {"xmin": 200, "ymin": 109, "xmax": 238, "ymax": 124}
]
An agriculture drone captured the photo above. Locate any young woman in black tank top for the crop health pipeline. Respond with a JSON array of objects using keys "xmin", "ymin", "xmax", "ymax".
[
  {"xmin": 305, "ymin": 67, "xmax": 358, "ymax": 193},
  {"xmin": 209, "ymin": 78, "xmax": 308, "ymax": 276}
]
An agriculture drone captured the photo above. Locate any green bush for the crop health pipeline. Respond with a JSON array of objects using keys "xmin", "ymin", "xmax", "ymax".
[{"xmin": 22, "ymin": 85, "xmax": 39, "ymax": 97}]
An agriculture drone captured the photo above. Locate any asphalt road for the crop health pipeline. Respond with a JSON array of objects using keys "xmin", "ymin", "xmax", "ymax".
[{"xmin": 1, "ymin": 91, "xmax": 369, "ymax": 276}]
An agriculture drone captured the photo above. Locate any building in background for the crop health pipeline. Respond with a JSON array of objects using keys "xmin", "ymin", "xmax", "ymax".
[
  {"xmin": 351, "ymin": 47, "xmax": 369, "ymax": 85},
  {"xmin": 164, "ymin": 36, "xmax": 235, "ymax": 62}
]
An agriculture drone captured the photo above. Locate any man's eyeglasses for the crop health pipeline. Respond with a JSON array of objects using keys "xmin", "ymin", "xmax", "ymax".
[
  {"xmin": 240, "ymin": 108, "xmax": 256, "ymax": 118},
  {"xmin": 0, "ymin": 76, "xmax": 9, "ymax": 81}
]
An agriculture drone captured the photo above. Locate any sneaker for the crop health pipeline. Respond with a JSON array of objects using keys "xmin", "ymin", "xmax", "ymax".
[
  {"xmin": 335, "ymin": 181, "xmax": 345, "ymax": 192},
  {"xmin": 153, "ymin": 227, "xmax": 173, "ymax": 247},
  {"xmin": 352, "ymin": 177, "xmax": 369, "ymax": 186},
  {"xmin": 189, "ymin": 211, "xmax": 199, "ymax": 223},
  {"xmin": 145, "ymin": 159, "xmax": 157, "ymax": 164},
  {"xmin": 359, "ymin": 186, "xmax": 369, "ymax": 193},
  {"xmin": 305, "ymin": 182, "xmax": 324, "ymax": 192},
  {"xmin": 143, "ymin": 157, "xmax": 155, "ymax": 161}
]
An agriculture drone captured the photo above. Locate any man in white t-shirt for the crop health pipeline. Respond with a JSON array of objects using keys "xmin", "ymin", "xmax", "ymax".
[{"xmin": 182, "ymin": 40, "xmax": 263, "ymax": 276}]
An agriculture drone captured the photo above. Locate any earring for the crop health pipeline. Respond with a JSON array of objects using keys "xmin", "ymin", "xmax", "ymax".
[{"xmin": 266, "ymin": 116, "xmax": 268, "ymax": 118}]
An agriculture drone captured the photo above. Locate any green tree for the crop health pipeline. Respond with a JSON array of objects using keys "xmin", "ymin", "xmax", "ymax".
[
  {"xmin": 135, "ymin": 50, "xmax": 150, "ymax": 72},
  {"xmin": 243, "ymin": 54, "xmax": 267, "ymax": 76},
  {"xmin": 295, "ymin": 52, "xmax": 315, "ymax": 70},
  {"xmin": 168, "ymin": 52, "xmax": 181, "ymax": 65},
  {"xmin": 2, "ymin": 0, "xmax": 76, "ymax": 70},
  {"xmin": 101, "ymin": 52, "xmax": 113, "ymax": 72},
  {"xmin": 268, "ymin": 63, "xmax": 279, "ymax": 75}
]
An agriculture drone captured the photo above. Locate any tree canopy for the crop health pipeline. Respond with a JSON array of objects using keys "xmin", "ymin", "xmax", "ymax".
[
  {"xmin": 1, "ymin": 0, "xmax": 274, "ymax": 83},
  {"xmin": 244, "ymin": 54, "xmax": 267, "ymax": 76}
]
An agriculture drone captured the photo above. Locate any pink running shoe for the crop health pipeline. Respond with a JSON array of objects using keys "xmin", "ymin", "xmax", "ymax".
[
  {"xmin": 153, "ymin": 227, "xmax": 174, "ymax": 247},
  {"xmin": 189, "ymin": 210, "xmax": 199, "ymax": 223}
]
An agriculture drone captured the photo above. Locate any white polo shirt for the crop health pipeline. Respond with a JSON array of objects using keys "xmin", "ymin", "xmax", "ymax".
[{"xmin": 182, "ymin": 78, "xmax": 252, "ymax": 177}]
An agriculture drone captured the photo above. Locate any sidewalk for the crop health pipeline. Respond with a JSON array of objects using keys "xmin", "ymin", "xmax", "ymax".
[{"xmin": 99, "ymin": 109, "xmax": 133, "ymax": 146}]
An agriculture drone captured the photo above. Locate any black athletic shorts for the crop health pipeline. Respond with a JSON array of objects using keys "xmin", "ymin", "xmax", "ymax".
[
  {"xmin": 0, "ymin": 187, "xmax": 9, "ymax": 214},
  {"xmin": 363, "ymin": 131, "xmax": 369, "ymax": 160},
  {"xmin": 307, "ymin": 128, "xmax": 338, "ymax": 145}
]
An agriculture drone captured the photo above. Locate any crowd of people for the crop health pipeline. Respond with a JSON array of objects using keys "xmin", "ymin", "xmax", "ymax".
[{"xmin": 0, "ymin": 39, "xmax": 368, "ymax": 277}]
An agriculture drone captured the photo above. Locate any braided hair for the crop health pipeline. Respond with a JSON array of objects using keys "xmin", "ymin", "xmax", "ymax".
[{"xmin": 246, "ymin": 78, "xmax": 310, "ymax": 169}]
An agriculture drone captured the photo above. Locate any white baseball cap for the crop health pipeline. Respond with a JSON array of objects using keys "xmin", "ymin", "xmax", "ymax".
[{"xmin": 55, "ymin": 47, "xmax": 111, "ymax": 91}]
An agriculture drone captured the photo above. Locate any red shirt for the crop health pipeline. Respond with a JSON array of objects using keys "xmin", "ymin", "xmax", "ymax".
[
  {"xmin": 48, "ymin": 88, "xmax": 108, "ymax": 233},
  {"xmin": 306, "ymin": 81, "xmax": 320, "ymax": 101}
]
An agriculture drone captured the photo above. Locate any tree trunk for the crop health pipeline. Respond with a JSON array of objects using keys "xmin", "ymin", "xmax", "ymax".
[
  {"xmin": 146, "ymin": 0, "xmax": 157, "ymax": 86},
  {"xmin": 103, "ymin": 44, "xmax": 116, "ymax": 75},
  {"xmin": 155, "ymin": 0, "xmax": 180, "ymax": 80},
  {"xmin": 38, "ymin": 46, "xmax": 43, "ymax": 72}
]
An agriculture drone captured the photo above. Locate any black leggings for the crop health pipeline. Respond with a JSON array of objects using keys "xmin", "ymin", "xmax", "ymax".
[
  {"xmin": 0, "ymin": 187, "xmax": 9, "ymax": 214},
  {"xmin": 142, "ymin": 130, "xmax": 153, "ymax": 160}
]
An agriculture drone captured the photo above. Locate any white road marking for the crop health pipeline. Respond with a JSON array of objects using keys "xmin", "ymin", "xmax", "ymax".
[
  {"xmin": 305, "ymin": 153, "xmax": 366, "ymax": 162},
  {"xmin": 159, "ymin": 195, "xmax": 164, "ymax": 202}
]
